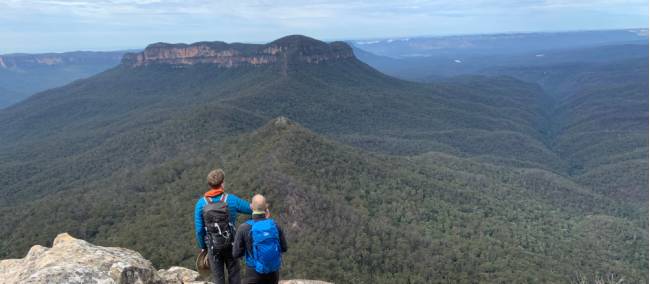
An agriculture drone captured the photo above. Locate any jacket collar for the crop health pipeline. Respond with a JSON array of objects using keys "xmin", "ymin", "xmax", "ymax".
[{"xmin": 252, "ymin": 213, "xmax": 266, "ymax": 220}]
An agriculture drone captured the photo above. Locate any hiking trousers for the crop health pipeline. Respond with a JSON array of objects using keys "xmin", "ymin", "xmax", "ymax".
[
  {"xmin": 244, "ymin": 266, "xmax": 279, "ymax": 284},
  {"xmin": 207, "ymin": 246, "xmax": 241, "ymax": 284}
]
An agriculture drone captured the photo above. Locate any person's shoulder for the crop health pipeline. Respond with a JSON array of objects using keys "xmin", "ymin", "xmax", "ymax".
[{"xmin": 270, "ymin": 218, "xmax": 282, "ymax": 228}]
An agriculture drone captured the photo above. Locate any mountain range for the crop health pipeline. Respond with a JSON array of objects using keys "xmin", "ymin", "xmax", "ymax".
[
  {"xmin": 0, "ymin": 35, "xmax": 646, "ymax": 283},
  {"xmin": 1, "ymin": 29, "xmax": 645, "ymax": 109},
  {"xmin": 351, "ymin": 29, "xmax": 648, "ymax": 58},
  {"xmin": 0, "ymin": 51, "xmax": 125, "ymax": 108}
]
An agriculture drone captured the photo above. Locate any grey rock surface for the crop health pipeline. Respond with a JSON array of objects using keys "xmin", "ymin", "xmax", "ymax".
[{"xmin": 0, "ymin": 233, "xmax": 330, "ymax": 284}]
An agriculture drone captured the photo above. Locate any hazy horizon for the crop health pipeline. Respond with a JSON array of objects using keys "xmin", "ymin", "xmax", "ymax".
[
  {"xmin": 0, "ymin": 27, "xmax": 647, "ymax": 55},
  {"xmin": 1, "ymin": 0, "xmax": 648, "ymax": 54}
]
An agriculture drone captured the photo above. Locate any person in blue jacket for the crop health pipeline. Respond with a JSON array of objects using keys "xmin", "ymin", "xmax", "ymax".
[{"xmin": 195, "ymin": 169, "xmax": 252, "ymax": 284}]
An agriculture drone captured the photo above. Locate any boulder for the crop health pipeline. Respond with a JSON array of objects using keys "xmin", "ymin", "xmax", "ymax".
[
  {"xmin": 157, "ymin": 266, "xmax": 201, "ymax": 283},
  {"xmin": 0, "ymin": 233, "xmax": 165, "ymax": 284},
  {"xmin": 0, "ymin": 232, "xmax": 329, "ymax": 284}
]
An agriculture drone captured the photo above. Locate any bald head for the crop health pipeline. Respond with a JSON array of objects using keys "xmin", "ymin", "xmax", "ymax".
[{"xmin": 251, "ymin": 194, "xmax": 267, "ymax": 212}]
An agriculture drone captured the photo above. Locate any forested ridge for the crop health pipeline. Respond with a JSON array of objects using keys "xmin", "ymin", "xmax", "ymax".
[
  {"xmin": 0, "ymin": 35, "xmax": 646, "ymax": 283},
  {"xmin": 480, "ymin": 49, "xmax": 649, "ymax": 206}
]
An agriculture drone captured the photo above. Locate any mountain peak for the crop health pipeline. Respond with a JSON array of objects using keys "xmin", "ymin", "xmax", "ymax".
[
  {"xmin": 254, "ymin": 116, "xmax": 304, "ymax": 137},
  {"xmin": 121, "ymin": 35, "xmax": 354, "ymax": 67},
  {"xmin": 245, "ymin": 117, "xmax": 322, "ymax": 147},
  {"xmin": 272, "ymin": 116, "xmax": 292, "ymax": 128},
  {"xmin": 269, "ymin": 35, "xmax": 327, "ymax": 48}
]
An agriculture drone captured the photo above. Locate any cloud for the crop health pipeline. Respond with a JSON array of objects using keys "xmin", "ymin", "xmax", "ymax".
[
  {"xmin": 5, "ymin": 0, "xmax": 647, "ymax": 18},
  {"xmin": 0, "ymin": 0, "xmax": 647, "ymax": 53}
]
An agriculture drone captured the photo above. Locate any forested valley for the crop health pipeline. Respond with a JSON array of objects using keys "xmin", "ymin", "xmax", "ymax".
[{"xmin": 0, "ymin": 34, "xmax": 646, "ymax": 283}]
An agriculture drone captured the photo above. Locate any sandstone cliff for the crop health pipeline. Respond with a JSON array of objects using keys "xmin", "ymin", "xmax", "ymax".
[
  {"xmin": 0, "ymin": 233, "xmax": 331, "ymax": 284},
  {"xmin": 121, "ymin": 35, "xmax": 354, "ymax": 68}
]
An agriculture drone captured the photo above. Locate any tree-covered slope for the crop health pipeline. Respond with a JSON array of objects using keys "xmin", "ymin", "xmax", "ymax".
[
  {"xmin": 1, "ymin": 118, "xmax": 645, "ymax": 283},
  {"xmin": 484, "ymin": 55, "xmax": 649, "ymax": 205},
  {"xmin": 359, "ymin": 42, "xmax": 649, "ymax": 206},
  {"xmin": 554, "ymin": 60, "xmax": 648, "ymax": 204}
]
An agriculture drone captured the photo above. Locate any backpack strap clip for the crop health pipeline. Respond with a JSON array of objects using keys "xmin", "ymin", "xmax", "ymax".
[{"xmin": 205, "ymin": 194, "xmax": 227, "ymax": 204}]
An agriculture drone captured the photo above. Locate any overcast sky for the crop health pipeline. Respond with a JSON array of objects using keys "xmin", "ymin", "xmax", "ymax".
[{"xmin": 1, "ymin": 0, "xmax": 648, "ymax": 53}]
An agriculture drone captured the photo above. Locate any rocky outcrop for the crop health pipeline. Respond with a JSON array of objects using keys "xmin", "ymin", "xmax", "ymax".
[
  {"xmin": 0, "ymin": 233, "xmax": 202, "ymax": 283},
  {"xmin": 121, "ymin": 35, "xmax": 354, "ymax": 67},
  {"xmin": 0, "ymin": 233, "xmax": 331, "ymax": 284},
  {"xmin": 157, "ymin": 266, "xmax": 201, "ymax": 283}
]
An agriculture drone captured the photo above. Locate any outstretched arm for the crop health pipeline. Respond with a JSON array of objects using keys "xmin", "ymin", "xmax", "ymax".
[{"xmin": 235, "ymin": 195, "xmax": 253, "ymax": 215}]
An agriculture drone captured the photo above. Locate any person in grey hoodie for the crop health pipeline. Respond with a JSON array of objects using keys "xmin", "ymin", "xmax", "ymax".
[{"xmin": 233, "ymin": 194, "xmax": 288, "ymax": 284}]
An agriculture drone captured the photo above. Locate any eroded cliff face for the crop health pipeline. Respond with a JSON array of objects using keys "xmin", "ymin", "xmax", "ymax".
[
  {"xmin": 0, "ymin": 55, "xmax": 63, "ymax": 69},
  {"xmin": 121, "ymin": 35, "xmax": 354, "ymax": 67}
]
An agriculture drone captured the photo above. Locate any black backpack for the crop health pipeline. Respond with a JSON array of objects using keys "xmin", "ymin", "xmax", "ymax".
[{"xmin": 202, "ymin": 194, "xmax": 234, "ymax": 252}]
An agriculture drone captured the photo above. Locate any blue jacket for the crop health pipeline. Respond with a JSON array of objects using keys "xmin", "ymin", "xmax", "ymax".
[{"xmin": 194, "ymin": 193, "xmax": 252, "ymax": 249}]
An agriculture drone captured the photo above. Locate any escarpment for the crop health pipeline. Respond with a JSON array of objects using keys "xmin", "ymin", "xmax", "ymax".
[
  {"xmin": 0, "ymin": 52, "xmax": 124, "ymax": 69},
  {"xmin": 121, "ymin": 35, "xmax": 354, "ymax": 67}
]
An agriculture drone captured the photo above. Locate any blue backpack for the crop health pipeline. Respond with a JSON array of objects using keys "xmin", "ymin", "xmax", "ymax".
[{"xmin": 246, "ymin": 219, "xmax": 282, "ymax": 274}]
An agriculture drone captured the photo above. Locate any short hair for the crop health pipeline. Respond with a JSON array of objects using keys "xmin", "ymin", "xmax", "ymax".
[{"xmin": 207, "ymin": 169, "xmax": 225, "ymax": 188}]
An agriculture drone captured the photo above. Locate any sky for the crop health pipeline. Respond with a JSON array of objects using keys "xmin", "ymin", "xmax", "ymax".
[{"xmin": 1, "ymin": 0, "xmax": 648, "ymax": 53}]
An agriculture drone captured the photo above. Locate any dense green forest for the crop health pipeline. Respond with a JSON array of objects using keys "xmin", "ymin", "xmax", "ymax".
[{"xmin": 0, "ymin": 35, "xmax": 646, "ymax": 283}]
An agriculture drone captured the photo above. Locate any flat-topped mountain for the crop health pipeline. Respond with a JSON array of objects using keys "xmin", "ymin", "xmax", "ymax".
[{"xmin": 121, "ymin": 35, "xmax": 354, "ymax": 67}]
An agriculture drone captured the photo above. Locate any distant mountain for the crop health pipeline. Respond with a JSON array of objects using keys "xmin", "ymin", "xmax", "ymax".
[
  {"xmin": 0, "ymin": 35, "xmax": 646, "ymax": 283},
  {"xmin": 0, "ymin": 51, "xmax": 126, "ymax": 108},
  {"xmin": 121, "ymin": 35, "xmax": 353, "ymax": 67},
  {"xmin": 352, "ymin": 29, "xmax": 648, "ymax": 58},
  {"xmin": 355, "ymin": 42, "xmax": 648, "ymax": 81}
]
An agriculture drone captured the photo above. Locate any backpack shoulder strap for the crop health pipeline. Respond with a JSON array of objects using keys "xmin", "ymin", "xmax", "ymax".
[{"xmin": 204, "ymin": 194, "xmax": 226, "ymax": 204}]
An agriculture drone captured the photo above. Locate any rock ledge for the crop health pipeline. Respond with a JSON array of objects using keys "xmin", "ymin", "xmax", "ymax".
[{"xmin": 0, "ymin": 233, "xmax": 330, "ymax": 284}]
